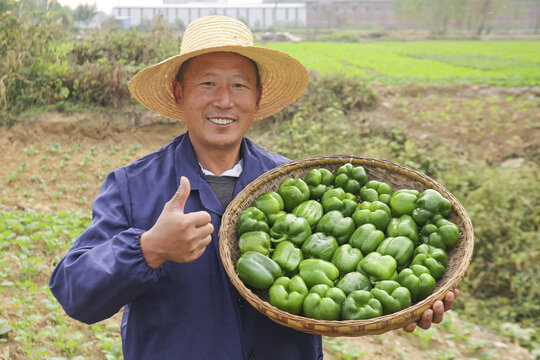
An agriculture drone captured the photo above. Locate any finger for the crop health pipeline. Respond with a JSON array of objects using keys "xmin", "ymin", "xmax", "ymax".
[
  {"xmin": 206, "ymin": 225, "xmax": 215, "ymax": 238},
  {"xmin": 202, "ymin": 234, "xmax": 213, "ymax": 246},
  {"xmin": 443, "ymin": 291, "xmax": 456, "ymax": 312},
  {"xmin": 185, "ymin": 211, "xmax": 213, "ymax": 228},
  {"xmin": 403, "ymin": 322, "xmax": 416, "ymax": 333},
  {"xmin": 194, "ymin": 235, "xmax": 212, "ymax": 256},
  {"xmin": 183, "ymin": 229, "xmax": 213, "ymax": 250},
  {"xmin": 171, "ymin": 176, "xmax": 191, "ymax": 212},
  {"xmin": 194, "ymin": 242, "xmax": 209, "ymax": 259},
  {"xmin": 432, "ymin": 300, "xmax": 445, "ymax": 324},
  {"xmin": 418, "ymin": 309, "xmax": 433, "ymax": 330},
  {"xmin": 184, "ymin": 244, "xmax": 209, "ymax": 263}
]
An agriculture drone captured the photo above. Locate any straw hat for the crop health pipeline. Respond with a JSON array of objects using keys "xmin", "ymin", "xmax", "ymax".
[{"xmin": 128, "ymin": 15, "xmax": 308, "ymax": 121}]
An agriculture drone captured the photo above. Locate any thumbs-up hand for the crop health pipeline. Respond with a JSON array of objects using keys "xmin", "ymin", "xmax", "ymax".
[{"xmin": 141, "ymin": 176, "xmax": 214, "ymax": 268}]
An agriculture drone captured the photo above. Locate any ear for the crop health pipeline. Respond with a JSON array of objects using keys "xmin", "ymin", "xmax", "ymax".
[
  {"xmin": 255, "ymin": 84, "xmax": 263, "ymax": 112},
  {"xmin": 172, "ymin": 79, "xmax": 183, "ymax": 110}
]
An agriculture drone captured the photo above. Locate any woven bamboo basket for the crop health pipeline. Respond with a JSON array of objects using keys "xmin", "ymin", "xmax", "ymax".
[{"xmin": 219, "ymin": 155, "xmax": 474, "ymax": 336}]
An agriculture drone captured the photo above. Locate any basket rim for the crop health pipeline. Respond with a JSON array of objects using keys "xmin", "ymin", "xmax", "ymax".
[{"xmin": 219, "ymin": 154, "xmax": 474, "ymax": 336}]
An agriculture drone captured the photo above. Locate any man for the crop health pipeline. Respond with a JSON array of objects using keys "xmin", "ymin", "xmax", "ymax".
[{"xmin": 50, "ymin": 15, "xmax": 457, "ymax": 359}]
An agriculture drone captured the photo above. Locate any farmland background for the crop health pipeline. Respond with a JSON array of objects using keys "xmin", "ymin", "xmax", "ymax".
[{"xmin": 1, "ymin": 4, "xmax": 540, "ymax": 360}]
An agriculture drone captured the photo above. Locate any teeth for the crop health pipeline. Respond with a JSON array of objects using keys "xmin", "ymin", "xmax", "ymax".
[{"xmin": 209, "ymin": 118, "xmax": 234, "ymax": 125}]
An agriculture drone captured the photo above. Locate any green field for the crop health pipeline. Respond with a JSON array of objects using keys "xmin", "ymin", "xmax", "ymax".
[{"xmin": 266, "ymin": 41, "xmax": 540, "ymax": 86}]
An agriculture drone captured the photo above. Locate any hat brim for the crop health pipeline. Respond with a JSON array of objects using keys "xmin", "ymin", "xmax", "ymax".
[{"xmin": 128, "ymin": 45, "xmax": 308, "ymax": 121}]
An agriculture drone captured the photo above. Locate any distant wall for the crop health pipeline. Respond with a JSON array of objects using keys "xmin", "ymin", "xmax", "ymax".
[{"xmin": 112, "ymin": 3, "xmax": 307, "ymax": 28}]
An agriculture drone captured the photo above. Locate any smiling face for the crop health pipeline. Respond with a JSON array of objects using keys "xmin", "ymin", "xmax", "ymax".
[{"xmin": 173, "ymin": 52, "xmax": 262, "ymax": 157}]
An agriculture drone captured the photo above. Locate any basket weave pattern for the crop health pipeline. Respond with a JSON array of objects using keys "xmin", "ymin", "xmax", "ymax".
[{"xmin": 219, "ymin": 155, "xmax": 474, "ymax": 336}]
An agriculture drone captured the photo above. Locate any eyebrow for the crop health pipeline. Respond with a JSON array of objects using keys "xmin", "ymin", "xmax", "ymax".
[{"xmin": 198, "ymin": 72, "xmax": 251, "ymax": 82}]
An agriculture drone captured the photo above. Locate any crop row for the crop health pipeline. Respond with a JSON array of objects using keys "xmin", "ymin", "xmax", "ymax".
[{"xmin": 266, "ymin": 41, "xmax": 540, "ymax": 86}]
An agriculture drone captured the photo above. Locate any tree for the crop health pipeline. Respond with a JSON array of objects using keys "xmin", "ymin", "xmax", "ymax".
[
  {"xmin": 0, "ymin": 0, "xmax": 17, "ymax": 12},
  {"xmin": 469, "ymin": 0, "xmax": 506, "ymax": 35},
  {"xmin": 392, "ymin": 0, "xmax": 521, "ymax": 35},
  {"xmin": 392, "ymin": 0, "xmax": 452, "ymax": 34},
  {"xmin": 530, "ymin": 0, "xmax": 540, "ymax": 33},
  {"xmin": 73, "ymin": 3, "xmax": 97, "ymax": 22}
]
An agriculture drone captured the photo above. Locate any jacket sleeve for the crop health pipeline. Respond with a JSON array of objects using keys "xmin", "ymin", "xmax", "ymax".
[{"xmin": 49, "ymin": 169, "xmax": 160, "ymax": 324}]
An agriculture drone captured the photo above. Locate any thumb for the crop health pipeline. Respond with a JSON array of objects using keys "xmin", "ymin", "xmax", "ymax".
[{"xmin": 170, "ymin": 176, "xmax": 191, "ymax": 212}]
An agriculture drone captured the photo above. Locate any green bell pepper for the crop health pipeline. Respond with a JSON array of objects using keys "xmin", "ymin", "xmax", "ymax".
[
  {"xmin": 301, "ymin": 232, "xmax": 339, "ymax": 262},
  {"xmin": 341, "ymin": 290, "xmax": 383, "ymax": 320},
  {"xmin": 420, "ymin": 217, "xmax": 460, "ymax": 250},
  {"xmin": 411, "ymin": 244, "xmax": 448, "ymax": 280},
  {"xmin": 334, "ymin": 163, "xmax": 368, "ymax": 195},
  {"xmin": 397, "ymin": 264, "xmax": 436, "ymax": 303},
  {"xmin": 304, "ymin": 168, "xmax": 335, "ymax": 200},
  {"xmin": 272, "ymin": 240, "xmax": 304, "ymax": 275},
  {"xmin": 236, "ymin": 251, "xmax": 282, "ymax": 290},
  {"xmin": 376, "ymin": 236, "xmax": 415, "ymax": 270},
  {"xmin": 390, "ymin": 189, "xmax": 420, "ymax": 217},
  {"xmin": 321, "ymin": 187, "xmax": 358, "ymax": 217},
  {"xmin": 292, "ymin": 200, "xmax": 324, "ymax": 231},
  {"xmin": 336, "ymin": 271, "xmax": 372, "ymax": 295},
  {"xmin": 359, "ymin": 180, "xmax": 393, "ymax": 205},
  {"xmin": 269, "ymin": 275, "xmax": 308, "ymax": 315},
  {"xmin": 238, "ymin": 231, "xmax": 271, "ymax": 255},
  {"xmin": 349, "ymin": 223, "xmax": 385, "ymax": 255},
  {"xmin": 252, "ymin": 191, "xmax": 286, "ymax": 227},
  {"xmin": 278, "ymin": 178, "xmax": 311, "ymax": 212},
  {"xmin": 316, "ymin": 210, "xmax": 356, "ymax": 245},
  {"xmin": 386, "ymin": 215, "xmax": 420, "ymax": 246},
  {"xmin": 302, "ymin": 284, "xmax": 346, "ymax": 320},
  {"xmin": 351, "ymin": 200, "xmax": 391, "ymax": 231},
  {"xmin": 370, "ymin": 280, "xmax": 412, "ymax": 315},
  {"xmin": 357, "ymin": 252, "xmax": 398, "ymax": 284},
  {"xmin": 269, "ymin": 213, "xmax": 312, "ymax": 246},
  {"xmin": 412, "ymin": 189, "xmax": 452, "ymax": 226},
  {"xmin": 298, "ymin": 259, "xmax": 340, "ymax": 289},
  {"xmin": 236, "ymin": 207, "xmax": 270, "ymax": 236},
  {"xmin": 331, "ymin": 244, "xmax": 363, "ymax": 276}
]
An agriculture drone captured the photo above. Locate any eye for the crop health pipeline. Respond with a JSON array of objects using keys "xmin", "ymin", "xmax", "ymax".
[
  {"xmin": 200, "ymin": 81, "xmax": 215, "ymax": 86},
  {"xmin": 233, "ymin": 83, "xmax": 248, "ymax": 88}
]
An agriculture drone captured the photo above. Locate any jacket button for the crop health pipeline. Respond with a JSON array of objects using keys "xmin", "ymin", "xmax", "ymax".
[{"xmin": 236, "ymin": 297, "xmax": 244, "ymax": 309}]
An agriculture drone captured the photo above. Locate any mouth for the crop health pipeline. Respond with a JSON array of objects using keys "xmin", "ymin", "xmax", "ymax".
[{"xmin": 208, "ymin": 117, "xmax": 236, "ymax": 126}]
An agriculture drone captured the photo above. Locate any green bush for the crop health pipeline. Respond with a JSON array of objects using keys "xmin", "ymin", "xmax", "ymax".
[
  {"xmin": 0, "ymin": 12, "xmax": 68, "ymax": 124},
  {"xmin": 0, "ymin": 12, "xmax": 180, "ymax": 125},
  {"xmin": 453, "ymin": 164, "xmax": 540, "ymax": 327},
  {"xmin": 259, "ymin": 73, "xmax": 378, "ymax": 159},
  {"xmin": 70, "ymin": 25, "xmax": 179, "ymax": 69}
]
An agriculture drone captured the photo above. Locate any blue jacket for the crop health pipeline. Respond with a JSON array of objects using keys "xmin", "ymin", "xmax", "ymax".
[{"xmin": 49, "ymin": 133, "xmax": 323, "ymax": 360}]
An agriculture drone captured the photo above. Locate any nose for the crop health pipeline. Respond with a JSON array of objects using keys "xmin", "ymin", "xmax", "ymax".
[{"xmin": 212, "ymin": 85, "xmax": 234, "ymax": 109}]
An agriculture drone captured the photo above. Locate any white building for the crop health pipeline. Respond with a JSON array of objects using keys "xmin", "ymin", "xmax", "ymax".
[{"xmin": 112, "ymin": 2, "xmax": 307, "ymax": 28}]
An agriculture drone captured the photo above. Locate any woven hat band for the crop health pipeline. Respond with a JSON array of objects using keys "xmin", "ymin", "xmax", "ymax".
[{"xmin": 180, "ymin": 16, "xmax": 254, "ymax": 55}]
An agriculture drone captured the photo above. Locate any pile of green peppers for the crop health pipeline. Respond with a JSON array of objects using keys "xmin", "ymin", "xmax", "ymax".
[{"xmin": 235, "ymin": 163, "xmax": 459, "ymax": 321}]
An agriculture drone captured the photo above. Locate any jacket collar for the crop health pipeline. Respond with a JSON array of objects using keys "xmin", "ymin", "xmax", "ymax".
[
  {"xmin": 174, "ymin": 132, "xmax": 266, "ymax": 216},
  {"xmin": 235, "ymin": 138, "xmax": 265, "ymax": 194},
  {"xmin": 174, "ymin": 132, "xmax": 203, "ymax": 192}
]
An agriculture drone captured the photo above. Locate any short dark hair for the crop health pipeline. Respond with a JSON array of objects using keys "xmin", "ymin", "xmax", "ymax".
[{"xmin": 175, "ymin": 55, "xmax": 261, "ymax": 89}]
